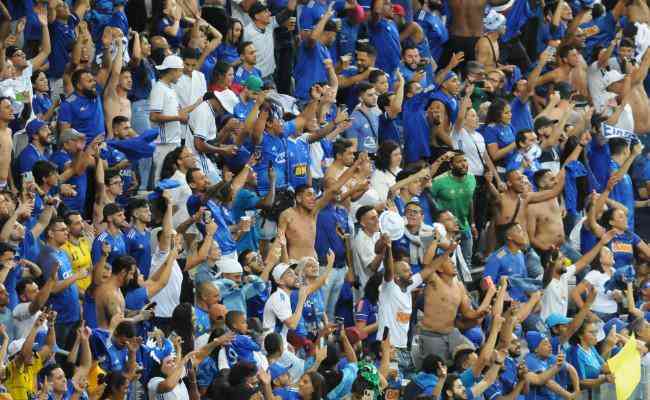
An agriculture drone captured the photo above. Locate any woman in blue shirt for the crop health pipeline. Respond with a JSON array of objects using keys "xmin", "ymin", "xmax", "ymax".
[
  {"xmin": 482, "ymin": 99, "xmax": 517, "ymax": 174},
  {"xmin": 354, "ymin": 272, "xmax": 381, "ymax": 346},
  {"xmin": 567, "ymin": 320, "xmax": 614, "ymax": 390},
  {"xmin": 216, "ymin": 19, "xmax": 244, "ymax": 66},
  {"xmin": 31, "ymin": 71, "xmax": 57, "ymax": 121},
  {"xmin": 591, "ymin": 207, "xmax": 650, "ymax": 269}
]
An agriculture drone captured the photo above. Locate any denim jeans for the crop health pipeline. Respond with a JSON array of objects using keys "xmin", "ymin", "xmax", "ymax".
[
  {"xmin": 322, "ymin": 266, "xmax": 347, "ymax": 320},
  {"xmin": 132, "ymin": 100, "xmax": 153, "ymax": 190}
]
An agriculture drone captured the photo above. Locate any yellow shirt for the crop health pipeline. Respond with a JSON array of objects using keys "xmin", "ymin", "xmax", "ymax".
[
  {"xmin": 61, "ymin": 237, "xmax": 92, "ymax": 291},
  {"xmin": 5, "ymin": 354, "xmax": 42, "ymax": 400}
]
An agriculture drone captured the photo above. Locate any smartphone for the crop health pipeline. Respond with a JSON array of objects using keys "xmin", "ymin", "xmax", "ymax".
[
  {"xmin": 335, "ymin": 316, "xmax": 344, "ymax": 335},
  {"xmin": 59, "ymin": 94, "xmax": 66, "ymax": 102},
  {"xmin": 144, "ymin": 302, "xmax": 157, "ymax": 311},
  {"xmin": 382, "ymin": 327, "xmax": 390, "ymax": 341}
]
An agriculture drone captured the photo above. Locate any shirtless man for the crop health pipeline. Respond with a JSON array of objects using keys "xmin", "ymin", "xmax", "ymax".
[
  {"xmin": 278, "ymin": 154, "xmax": 365, "ymax": 260},
  {"xmin": 494, "ymin": 169, "xmax": 566, "ymax": 241},
  {"xmin": 537, "ymin": 45, "xmax": 588, "ymax": 97},
  {"xmin": 445, "ymin": 0, "xmax": 487, "ymax": 64},
  {"xmin": 0, "ymin": 98, "xmax": 13, "ymax": 188},
  {"xmin": 527, "ymin": 170, "xmax": 568, "ymax": 253},
  {"xmin": 606, "ymin": 48, "xmax": 650, "ymax": 138},
  {"xmin": 412, "ymin": 243, "xmax": 495, "ymax": 367},
  {"xmin": 102, "ymin": 32, "xmax": 132, "ymax": 139},
  {"xmin": 94, "ymin": 253, "xmax": 135, "ymax": 330}
]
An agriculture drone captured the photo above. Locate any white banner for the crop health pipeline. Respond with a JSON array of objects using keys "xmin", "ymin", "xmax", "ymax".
[{"xmin": 601, "ymin": 123, "xmax": 637, "ymax": 141}]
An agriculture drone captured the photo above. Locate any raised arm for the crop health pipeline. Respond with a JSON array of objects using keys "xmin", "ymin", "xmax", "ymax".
[
  {"xmin": 28, "ymin": 262, "xmax": 59, "ymax": 315},
  {"xmin": 31, "ymin": 6, "xmax": 51, "ymax": 70}
]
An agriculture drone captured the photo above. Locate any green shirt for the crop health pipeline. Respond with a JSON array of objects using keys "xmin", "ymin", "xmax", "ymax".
[{"xmin": 430, "ymin": 171, "xmax": 477, "ymax": 230}]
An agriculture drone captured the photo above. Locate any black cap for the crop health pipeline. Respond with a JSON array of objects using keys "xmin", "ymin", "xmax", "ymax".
[
  {"xmin": 534, "ymin": 116, "xmax": 559, "ymax": 131},
  {"xmin": 248, "ymin": 2, "xmax": 269, "ymax": 20}
]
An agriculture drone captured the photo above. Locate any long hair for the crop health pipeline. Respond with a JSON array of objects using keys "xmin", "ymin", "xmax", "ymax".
[
  {"xmin": 363, "ymin": 272, "xmax": 383, "ymax": 305},
  {"xmin": 170, "ymin": 302, "xmax": 195, "ymax": 355},
  {"xmin": 374, "ymin": 140, "xmax": 400, "ymax": 172},
  {"xmin": 160, "ymin": 146, "xmax": 185, "ymax": 180},
  {"xmin": 484, "ymin": 98, "xmax": 508, "ymax": 125}
]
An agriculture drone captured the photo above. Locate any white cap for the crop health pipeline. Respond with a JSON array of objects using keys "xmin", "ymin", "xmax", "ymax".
[
  {"xmin": 8, "ymin": 338, "xmax": 25, "ymax": 358},
  {"xmin": 379, "ymin": 210, "xmax": 405, "ymax": 241},
  {"xmin": 603, "ymin": 70, "xmax": 625, "ymax": 88},
  {"xmin": 214, "ymin": 90, "xmax": 239, "ymax": 114},
  {"xmin": 484, "ymin": 9, "xmax": 506, "ymax": 32},
  {"xmin": 217, "ymin": 258, "xmax": 243, "ymax": 275},
  {"xmin": 155, "ymin": 55, "xmax": 184, "ymax": 71},
  {"xmin": 272, "ymin": 262, "xmax": 296, "ymax": 282}
]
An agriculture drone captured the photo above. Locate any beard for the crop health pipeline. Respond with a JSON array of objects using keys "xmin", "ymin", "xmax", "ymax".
[
  {"xmin": 82, "ymin": 88, "xmax": 97, "ymax": 99},
  {"xmin": 451, "ymin": 167, "xmax": 466, "ymax": 177}
]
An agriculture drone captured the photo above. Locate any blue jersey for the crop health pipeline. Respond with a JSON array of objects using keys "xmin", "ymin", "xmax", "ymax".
[
  {"xmin": 187, "ymin": 197, "xmax": 238, "ymax": 256},
  {"xmin": 299, "ymin": 0, "xmax": 328, "ymax": 30},
  {"xmin": 294, "ymin": 41, "xmax": 331, "ymax": 101},
  {"xmin": 58, "ymin": 92, "xmax": 106, "ymax": 141},
  {"xmin": 194, "ymin": 305, "xmax": 211, "ymax": 338},
  {"xmin": 253, "ymin": 121, "xmax": 295, "ymax": 195},
  {"xmin": 102, "ymin": 147, "xmax": 135, "ymax": 202},
  {"xmin": 315, "ymin": 204, "xmax": 348, "ymax": 267},
  {"xmin": 609, "ymin": 160, "xmax": 636, "ymax": 232},
  {"xmin": 157, "ymin": 17, "xmax": 183, "ymax": 48},
  {"xmin": 50, "ymin": 150, "xmax": 88, "ymax": 212},
  {"xmin": 232, "ymin": 188, "xmax": 261, "ymax": 253},
  {"xmin": 510, "ymin": 97, "xmax": 533, "ymax": 135},
  {"xmin": 287, "ymin": 135, "xmax": 311, "ymax": 188},
  {"xmin": 415, "ymin": 9, "xmax": 448, "ymax": 62},
  {"xmin": 48, "ymin": 15, "xmax": 79, "ymax": 79},
  {"xmin": 369, "ymin": 19, "xmax": 401, "ymax": 78},
  {"xmin": 524, "ymin": 353, "xmax": 561, "ymax": 399},
  {"xmin": 609, "ymin": 231, "xmax": 641, "ymax": 269},
  {"xmin": 126, "ymin": 227, "xmax": 152, "ymax": 278},
  {"xmin": 233, "ymin": 66, "xmax": 263, "ymax": 87},
  {"xmin": 40, "ymin": 245, "xmax": 80, "ymax": 324},
  {"xmin": 345, "ymin": 108, "xmax": 379, "ymax": 153},
  {"xmin": 32, "ymin": 93, "xmax": 53, "ymax": 117},
  {"xmin": 484, "ymin": 246, "xmax": 529, "ymax": 302},
  {"xmin": 92, "ymin": 230, "xmax": 127, "ymax": 265},
  {"xmin": 17, "ymin": 144, "xmax": 48, "ymax": 176},
  {"xmin": 291, "ymin": 288, "xmax": 325, "ymax": 338},
  {"xmin": 482, "ymin": 123, "xmax": 516, "ymax": 169}
]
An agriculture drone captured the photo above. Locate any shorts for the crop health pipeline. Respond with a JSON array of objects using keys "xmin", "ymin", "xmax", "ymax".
[{"xmin": 411, "ymin": 328, "xmax": 475, "ymax": 367}]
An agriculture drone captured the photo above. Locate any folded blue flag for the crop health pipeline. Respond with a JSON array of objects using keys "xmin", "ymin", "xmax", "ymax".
[{"xmin": 106, "ymin": 128, "xmax": 159, "ymax": 162}]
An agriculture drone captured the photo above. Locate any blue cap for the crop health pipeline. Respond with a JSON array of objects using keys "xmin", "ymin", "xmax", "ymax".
[
  {"xmin": 525, "ymin": 331, "xmax": 548, "ymax": 352},
  {"xmin": 147, "ymin": 179, "xmax": 181, "ymax": 201},
  {"xmin": 26, "ymin": 119, "xmax": 46, "ymax": 137},
  {"xmin": 269, "ymin": 362, "xmax": 291, "ymax": 381},
  {"xmin": 463, "ymin": 327, "xmax": 485, "ymax": 349},
  {"xmin": 642, "ymin": 281, "xmax": 650, "ymax": 290},
  {"xmin": 546, "ymin": 314, "xmax": 572, "ymax": 328}
]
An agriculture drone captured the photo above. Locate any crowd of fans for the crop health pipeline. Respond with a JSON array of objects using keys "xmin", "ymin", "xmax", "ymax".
[{"xmin": 1, "ymin": 0, "xmax": 650, "ymax": 398}]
